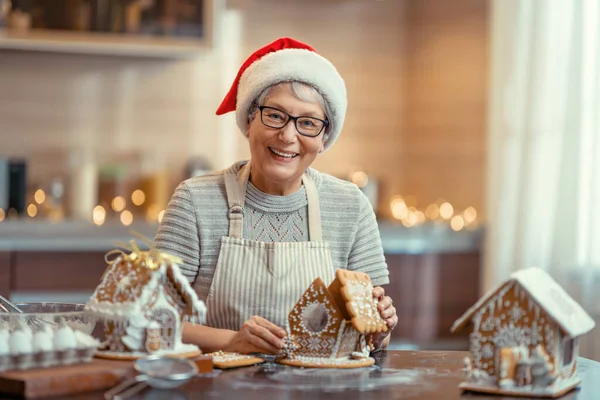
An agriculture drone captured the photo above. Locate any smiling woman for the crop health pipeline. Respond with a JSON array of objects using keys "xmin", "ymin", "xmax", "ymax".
[
  {"xmin": 154, "ymin": 37, "xmax": 397, "ymax": 357},
  {"xmin": 246, "ymin": 83, "xmax": 326, "ymax": 196}
]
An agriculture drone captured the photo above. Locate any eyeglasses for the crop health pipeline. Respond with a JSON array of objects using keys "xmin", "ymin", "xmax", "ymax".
[{"xmin": 258, "ymin": 106, "xmax": 329, "ymax": 137}]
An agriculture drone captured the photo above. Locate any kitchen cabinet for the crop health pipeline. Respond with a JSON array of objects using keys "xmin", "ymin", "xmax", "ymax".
[
  {"xmin": 384, "ymin": 252, "xmax": 480, "ymax": 347},
  {"xmin": 12, "ymin": 251, "xmax": 108, "ymax": 292}
]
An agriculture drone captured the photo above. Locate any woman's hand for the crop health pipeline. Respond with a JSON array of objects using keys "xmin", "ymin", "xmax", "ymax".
[
  {"xmin": 374, "ymin": 286, "xmax": 398, "ymax": 331},
  {"xmin": 225, "ymin": 316, "xmax": 286, "ymax": 355},
  {"xmin": 369, "ymin": 286, "xmax": 398, "ymax": 351}
]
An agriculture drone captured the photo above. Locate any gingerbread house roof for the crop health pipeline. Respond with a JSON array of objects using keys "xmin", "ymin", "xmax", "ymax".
[
  {"xmin": 451, "ymin": 267, "xmax": 595, "ymax": 338},
  {"xmin": 86, "ymin": 254, "xmax": 206, "ymax": 323},
  {"xmin": 327, "ymin": 269, "xmax": 388, "ymax": 334}
]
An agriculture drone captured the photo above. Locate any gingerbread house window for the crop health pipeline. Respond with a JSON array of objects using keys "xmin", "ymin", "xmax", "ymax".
[
  {"xmin": 153, "ymin": 308, "xmax": 177, "ymax": 350},
  {"xmin": 563, "ymin": 338, "xmax": 574, "ymax": 365},
  {"xmin": 302, "ymin": 302, "xmax": 330, "ymax": 333}
]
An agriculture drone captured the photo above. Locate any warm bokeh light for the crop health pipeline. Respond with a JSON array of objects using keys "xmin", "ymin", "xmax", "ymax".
[
  {"xmin": 349, "ymin": 171, "xmax": 369, "ymax": 188},
  {"xmin": 120, "ymin": 210, "xmax": 133, "ymax": 226},
  {"xmin": 111, "ymin": 196, "xmax": 126, "ymax": 212},
  {"xmin": 463, "ymin": 206, "xmax": 477, "ymax": 224},
  {"xmin": 92, "ymin": 205, "xmax": 106, "ymax": 226},
  {"xmin": 34, "ymin": 189, "xmax": 46, "ymax": 204},
  {"xmin": 451, "ymin": 215, "xmax": 465, "ymax": 231},
  {"xmin": 390, "ymin": 196, "xmax": 408, "ymax": 220},
  {"xmin": 131, "ymin": 190, "xmax": 146, "ymax": 206},
  {"xmin": 439, "ymin": 202, "xmax": 454, "ymax": 220},
  {"xmin": 27, "ymin": 204, "xmax": 38, "ymax": 217},
  {"xmin": 415, "ymin": 210, "xmax": 426, "ymax": 225},
  {"xmin": 158, "ymin": 209, "xmax": 166, "ymax": 223},
  {"xmin": 0, "ymin": 209, "xmax": 5, "ymax": 222},
  {"xmin": 425, "ymin": 204, "xmax": 440, "ymax": 220},
  {"xmin": 146, "ymin": 204, "xmax": 161, "ymax": 222},
  {"xmin": 7, "ymin": 208, "xmax": 18, "ymax": 219},
  {"xmin": 404, "ymin": 195, "xmax": 417, "ymax": 207},
  {"xmin": 400, "ymin": 209, "xmax": 418, "ymax": 227}
]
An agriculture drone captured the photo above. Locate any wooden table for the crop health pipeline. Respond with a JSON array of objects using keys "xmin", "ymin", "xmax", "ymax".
[{"xmin": 1, "ymin": 350, "xmax": 598, "ymax": 400}]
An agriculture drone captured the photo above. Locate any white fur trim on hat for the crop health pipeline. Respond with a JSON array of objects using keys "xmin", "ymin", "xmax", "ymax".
[{"xmin": 236, "ymin": 48, "xmax": 347, "ymax": 151}]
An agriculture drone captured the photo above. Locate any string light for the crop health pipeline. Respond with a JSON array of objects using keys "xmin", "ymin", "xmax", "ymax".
[
  {"xmin": 390, "ymin": 196, "xmax": 408, "ymax": 220},
  {"xmin": 389, "ymin": 195, "xmax": 479, "ymax": 230},
  {"xmin": 120, "ymin": 210, "xmax": 133, "ymax": 226},
  {"xmin": 27, "ymin": 204, "xmax": 38, "ymax": 218},
  {"xmin": 439, "ymin": 202, "xmax": 454, "ymax": 220},
  {"xmin": 463, "ymin": 206, "xmax": 477, "ymax": 224},
  {"xmin": 131, "ymin": 190, "xmax": 146, "ymax": 206},
  {"xmin": 146, "ymin": 204, "xmax": 161, "ymax": 223},
  {"xmin": 34, "ymin": 189, "xmax": 46, "ymax": 204},
  {"xmin": 0, "ymin": 208, "xmax": 5, "ymax": 222},
  {"xmin": 349, "ymin": 171, "xmax": 369, "ymax": 188},
  {"xmin": 93, "ymin": 205, "xmax": 106, "ymax": 226},
  {"xmin": 111, "ymin": 196, "xmax": 126, "ymax": 212},
  {"xmin": 415, "ymin": 210, "xmax": 426, "ymax": 225},
  {"xmin": 451, "ymin": 215, "xmax": 465, "ymax": 231},
  {"xmin": 425, "ymin": 204, "xmax": 440, "ymax": 220}
]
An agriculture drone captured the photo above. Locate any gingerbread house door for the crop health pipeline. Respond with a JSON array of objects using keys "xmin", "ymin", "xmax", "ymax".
[
  {"xmin": 152, "ymin": 308, "xmax": 177, "ymax": 350},
  {"xmin": 497, "ymin": 347, "xmax": 518, "ymax": 384}
]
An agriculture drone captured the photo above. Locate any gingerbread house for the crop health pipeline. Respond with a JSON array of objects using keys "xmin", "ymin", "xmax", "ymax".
[
  {"xmin": 277, "ymin": 269, "xmax": 387, "ymax": 368},
  {"xmin": 451, "ymin": 267, "xmax": 595, "ymax": 397},
  {"xmin": 85, "ymin": 244, "xmax": 207, "ymax": 359}
]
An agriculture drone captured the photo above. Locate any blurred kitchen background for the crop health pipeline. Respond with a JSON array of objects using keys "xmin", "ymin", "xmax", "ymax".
[{"xmin": 1, "ymin": 0, "xmax": 599, "ymax": 359}]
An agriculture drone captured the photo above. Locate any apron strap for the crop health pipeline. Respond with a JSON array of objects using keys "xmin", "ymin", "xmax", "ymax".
[
  {"xmin": 224, "ymin": 162, "xmax": 251, "ymax": 238},
  {"xmin": 224, "ymin": 161, "xmax": 323, "ymax": 241},
  {"xmin": 302, "ymin": 173, "xmax": 322, "ymax": 241}
]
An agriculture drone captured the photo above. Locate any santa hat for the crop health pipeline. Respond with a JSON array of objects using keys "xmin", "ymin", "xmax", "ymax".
[{"xmin": 216, "ymin": 37, "xmax": 347, "ymax": 152}]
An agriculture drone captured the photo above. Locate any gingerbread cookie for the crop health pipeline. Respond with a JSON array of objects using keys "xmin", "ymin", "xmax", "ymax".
[
  {"xmin": 328, "ymin": 269, "xmax": 387, "ymax": 334},
  {"xmin": 206, "ymin": 351, "xmax": 265, "ymax": 369},
  {"xmin": 277, "ymin": 356, "xmax": 375, "ymax": 369}
]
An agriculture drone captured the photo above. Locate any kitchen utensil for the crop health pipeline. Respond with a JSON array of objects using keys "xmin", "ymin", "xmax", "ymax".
[
  {"xmin": 0, "ymin": 302, "xmax": 96, "ymax": 333},
  {"xmin": 0, "ymin": 295, "xmax": 53, "ymax": 331},
  {"xmin": 104, "ymin": 355, "xmax": 198, "ymax": 400}
]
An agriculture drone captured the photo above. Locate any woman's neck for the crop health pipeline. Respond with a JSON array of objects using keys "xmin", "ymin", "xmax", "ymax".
[{"xmin": 249, "ymin": 170, "xmax": 302, "ymax": 196}]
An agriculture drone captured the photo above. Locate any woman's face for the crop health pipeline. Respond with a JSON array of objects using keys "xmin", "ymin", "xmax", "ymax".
[{"xmin": 247, "ymin": 83, "xmax": 325, "ymax": 195}]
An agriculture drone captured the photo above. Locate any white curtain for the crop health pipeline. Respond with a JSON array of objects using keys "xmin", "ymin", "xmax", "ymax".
[{"xmin": 486, "ymin": 0, "xmax": 600, "ymax": 359}]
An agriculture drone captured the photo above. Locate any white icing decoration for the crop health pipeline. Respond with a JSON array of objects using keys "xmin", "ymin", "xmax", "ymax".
[
  {"xmin": 53, "ymin": 321, "xmax": 76, "ymax": 351},
  {"xmin": 10, "ymin": 329, "xmax": 33, "ymax": 355},
  {"xmin": 32, "ymin": 326, "xmax": 54, "ymax": 352}
]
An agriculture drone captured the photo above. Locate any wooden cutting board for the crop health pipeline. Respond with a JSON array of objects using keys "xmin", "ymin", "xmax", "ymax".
[{"xmin": 0, "ymin": 359, "xmax": 133, "ymax": 399}]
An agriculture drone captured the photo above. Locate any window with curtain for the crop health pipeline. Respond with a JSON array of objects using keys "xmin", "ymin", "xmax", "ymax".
[{"xmin": 486, "ymin": 0, "xmax": 600, "ymax": 360}]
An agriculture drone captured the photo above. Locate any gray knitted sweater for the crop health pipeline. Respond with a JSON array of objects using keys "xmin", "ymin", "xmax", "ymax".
[{"xmin": 154, "ymin": 161, "xmax": 389, "ymax": 302}]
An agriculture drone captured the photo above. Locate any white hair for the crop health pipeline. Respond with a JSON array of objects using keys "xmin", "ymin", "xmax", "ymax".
[{"xmin": 247, "ymin": 81, "xmax": 331, "ymax": 138}]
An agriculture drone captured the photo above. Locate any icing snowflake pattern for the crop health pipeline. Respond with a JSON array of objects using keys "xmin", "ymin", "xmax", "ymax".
[
  {"xmin": 481, "ymin": 343, "xmax": 494, "ymax": 359},
  {"xmin": 481, "ymin": 317, "xmax": 502, "ymax": 332},
  {"xmin": 509, "ymin": 304, "xmax": 526, "ymax": 322},
  {"xmin": 492, "ymin": 323, "xmax": 543, "ymax": 347}
]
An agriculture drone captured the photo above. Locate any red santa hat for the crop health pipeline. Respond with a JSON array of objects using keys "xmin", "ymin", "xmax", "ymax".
[{"xmin": 216, "ymin": 37, "xmax": 347, "ymax": 152}]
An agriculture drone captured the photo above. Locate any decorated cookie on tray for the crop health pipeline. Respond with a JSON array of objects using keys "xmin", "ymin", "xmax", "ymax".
[
  {"xmin": 277, "ymin": 269, "xmax": 387, "ymax": 369},
  {"xmin": 451, "ymin": 267, "xmax": 596, "ymax": 398},
  {"xmin": 85, "ymin": 235, "xmax": 207, "ymax": 360}
]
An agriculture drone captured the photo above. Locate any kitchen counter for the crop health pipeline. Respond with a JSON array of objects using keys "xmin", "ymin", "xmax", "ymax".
[
  {"xmin": 0, "ymin": 220, "xmax": 482, "ymax": 253},
  {"xmin": 0, "ymin": 351, "xmax": 597, "ymax": 400}
]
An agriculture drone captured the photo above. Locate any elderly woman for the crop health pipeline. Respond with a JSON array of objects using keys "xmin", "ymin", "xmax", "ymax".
[{"xmin": 155, "ymin": 38, "xmax": 397, "ymax": 355}]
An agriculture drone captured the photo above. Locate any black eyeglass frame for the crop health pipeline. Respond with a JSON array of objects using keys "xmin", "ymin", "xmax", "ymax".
[{"xmin": 258, "ymin": 106, "xmax": 329, "ymax": 137}]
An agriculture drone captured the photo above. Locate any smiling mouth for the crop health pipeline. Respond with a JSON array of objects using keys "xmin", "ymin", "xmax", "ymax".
[{"xmin": 269, "ymin": 147, "xmax": 299, "ymax": 158}]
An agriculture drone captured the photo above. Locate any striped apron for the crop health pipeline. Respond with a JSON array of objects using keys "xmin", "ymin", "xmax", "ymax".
[{"xmin": 205, "ymin": 161, "xmax": 335, "ymax": 330}]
